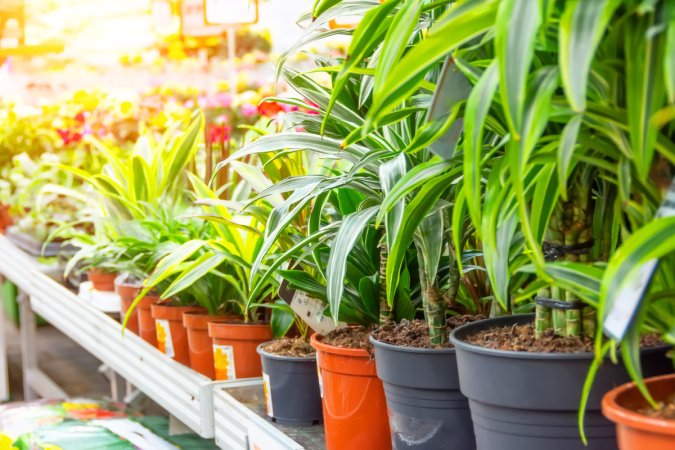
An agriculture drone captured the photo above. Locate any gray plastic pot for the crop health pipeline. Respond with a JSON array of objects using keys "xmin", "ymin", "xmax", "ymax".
[
  {"xmin": 257, "ymin": 342, "xmax": 323, "ymax": 427},
  {"xmin": 449, "ymin": 314, "xmax": 672, "ymax": 450},
  {"xmin": 370, "ymin": 336, "xmax": 476, "ymax": 450}
]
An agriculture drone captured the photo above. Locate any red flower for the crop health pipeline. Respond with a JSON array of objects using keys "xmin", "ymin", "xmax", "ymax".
[
  {"xmin": 208, "ymin": 123, "xmax": 231, "ymax": 144},
  {"xmin": 74, "ymin": 112, "xmax": 86, "ymax": 124},
  {"xmin": 258, "ymin": 100, "xmax": 284, "ymax": 117},
  {"xmin": 56, "ymin": 129, "xmax": 84, "ymax": 145}
]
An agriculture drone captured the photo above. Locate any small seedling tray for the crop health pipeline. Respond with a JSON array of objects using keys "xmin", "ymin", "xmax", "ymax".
[{"xmin": 213, "ymin": 379, "xmax": 325, "ymax": 450}]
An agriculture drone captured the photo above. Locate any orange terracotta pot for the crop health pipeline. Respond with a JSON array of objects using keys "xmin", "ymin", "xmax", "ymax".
[
  {"xmin": 183, "ymin": 312, "xmax": 236, "ymax": 378},
  {"xmin": 137, "ymin": 295, "xmax": 160, "ymax": 347},
  {"xmin": 603, "ymin": 373, "xmax": 675, "ymax": 450},
  {"xmin": 311, "ymin": 333, "xmax": 391, "ymax": 450},
  {"xmin": 87, "ymin": 268, "xmax": 117, "ymax": 292},
  {"xmin": 115, "ymin": 281, "xmax": 140, "ymax": 335},
  {"xmin": 151, "ymin": 303, "xmax": 205, "ymax": 365},
  {"xmin": 208, "ymin": 322, "xmax": 272, "ymax": 380}
]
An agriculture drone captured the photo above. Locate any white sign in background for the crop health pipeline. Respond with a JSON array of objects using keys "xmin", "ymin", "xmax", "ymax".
[{"xmin": 205, "ymin": 0, "xmax": 258, "ymax": 25}]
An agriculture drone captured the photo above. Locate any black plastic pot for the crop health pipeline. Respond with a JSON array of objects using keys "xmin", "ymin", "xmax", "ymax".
[
  {"xmin": 257, "ymin": 342, "xmax": 323, "ymax": 427},
  {"xmin": 449, "ymin": 314, "xmax": 673, "ymax": 450},
  {"xmin": 370, "ymin": 336, "xmax": 476, "ymax": 450}
]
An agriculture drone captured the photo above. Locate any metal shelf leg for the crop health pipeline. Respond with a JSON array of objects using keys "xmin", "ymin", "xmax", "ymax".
[{"xmin": 18, "ymin": 290, "xmax": 37, "ymax": 400}]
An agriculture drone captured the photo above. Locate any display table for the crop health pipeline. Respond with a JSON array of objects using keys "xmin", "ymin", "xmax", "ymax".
[{"xmin": 0, "ymin": 235, "xmax": 218, "ymax": 438}]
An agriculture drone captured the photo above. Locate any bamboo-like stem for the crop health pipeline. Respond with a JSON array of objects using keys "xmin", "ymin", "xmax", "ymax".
[
  {"xmin": 378, "ymin": 240, "xmax": 393, "ymax": 326},
  {"xmin": 423, "ymin": 283, "xmax": 446, "ymax": 345}
]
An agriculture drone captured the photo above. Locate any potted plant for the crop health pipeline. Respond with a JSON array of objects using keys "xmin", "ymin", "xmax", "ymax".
[
  {"xmin": 596, "ymin": 214, "xmax": 675, "ymax": 449},
  {"xmin": 343, "ymin": 1, "xmax": 675, "ymax": 449},
  {"xmin": 53, "ymin": 113, "xmax": 205, "ymax": 345},
  {"xmin": 317, "ymin": 1, "xmax": 675, "ymax": 449},
  {"xmin": 255, "ymin": 297, "xmax": 324, "ymax": 426}
]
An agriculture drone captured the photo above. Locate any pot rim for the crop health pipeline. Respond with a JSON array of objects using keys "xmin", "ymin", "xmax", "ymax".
[
  {"xmin": 602, "ymin": 373, "xmax": 675, "ymax": 436},
  {"xmin": 449, "ymin": 314, "xmax": 670, "ymax": 360},
  {"xmin": 310, "ymin": 333, "xmax": 370, "ymax": 357},
  {"xmin": 369, "ymin": 334, "xmax": 456, "ymax": 354},
  {"xmin": 257, "ymin": 340, "xmax": 317, "ymax": 361}
]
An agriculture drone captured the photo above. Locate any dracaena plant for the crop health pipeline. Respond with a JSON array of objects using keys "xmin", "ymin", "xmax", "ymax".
[
  {"xmin": 273, "ymin": 0, "xmax": 530, "ymax": 345},
  {"xmin": 330, "ymin": 0, "xmax": 674, "ymax": 333}
]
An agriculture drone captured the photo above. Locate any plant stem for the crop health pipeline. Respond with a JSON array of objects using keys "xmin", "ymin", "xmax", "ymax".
[
  {"xmin": 378, "ymin": 240, "xmax": 393, "ymax": 326},
  {"xmin": 423, "ymin": 283, "xmax": 446, "ymax": 345},
  {"xmin": 535, "ymin": 286, "xmax": 551, "ymax": 338}
]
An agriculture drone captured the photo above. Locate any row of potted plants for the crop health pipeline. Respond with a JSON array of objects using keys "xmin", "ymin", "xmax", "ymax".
[
  {"xmin": 201, "ymin": 1, "xmax": 674, "ymax": 449},
  {"xmin": 19, "ymin": 1, "xmax": 675, "ymax": 449}
]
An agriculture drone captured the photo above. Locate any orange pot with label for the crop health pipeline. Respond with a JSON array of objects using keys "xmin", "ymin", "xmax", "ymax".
[
  {"xmin": 603, "ymin": 373, "xmax": 675, "ymax": 450},
  {"xmin": 87, "ymin": 269, "xmax": 117, "ymax": 292},
  {"xmin": 136, "ymin": 295, "xmax": 160, "ymax": 347},
  {"xmin": 207, "ymin": 322, "xmax": 272, "ymax": 380},
  {"xmin": 311, "ymin": 333, "xmax": 391, "ymax": 450},
  {"xmin": 115, "ymin": 279, "xmax": 140, "ymax": 335},
  {"xmin": 151, "ymin": 303, "xmax": 205, "ymax": 365},
  {"xmin": 183, "ymin": 312, "xmax": 236, "ymax": 378}
]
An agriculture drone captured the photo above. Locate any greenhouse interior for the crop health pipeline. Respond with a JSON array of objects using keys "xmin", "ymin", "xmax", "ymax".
[{"xmin": 0, "ymin": 0, "xmax": 673, "ymax": 449}]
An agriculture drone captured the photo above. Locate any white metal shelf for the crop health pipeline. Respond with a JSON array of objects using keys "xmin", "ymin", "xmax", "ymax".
[
  {"xmin": 0, "ymin": 235, "xmax": 218, "ymax": 438},
  {"xmin": 214, "ymin": 379, "xmax": 323, "ymax": 450}
]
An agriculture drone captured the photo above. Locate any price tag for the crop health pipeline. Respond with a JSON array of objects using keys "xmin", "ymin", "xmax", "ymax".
[
  {"xmin": 278, "ymin": 281, "xmax": 344, "ymax": 335},
  {"xmin": 290, "ymin": 291, "xmax": 344, "ymax": 335},
  {"xmin": 604, "ymin": 177, "xmax": 675, "ymax": 340}
]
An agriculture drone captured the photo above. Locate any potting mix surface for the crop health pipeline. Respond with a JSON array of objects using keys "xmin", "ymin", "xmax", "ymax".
[
  {"xmin": 373, "ymin": 316, "xmax": 487, "ymax": 348},
  {"xmin": 637, "ymin": 394, "xmax": 675, "ymax": 420},
  {"xmin": 465, "ymin": 323, "xmax": 664, "ymax": 353},
  {"xmin": 262, "ymin": 337, "xmax": 315, "ymax": 357}
]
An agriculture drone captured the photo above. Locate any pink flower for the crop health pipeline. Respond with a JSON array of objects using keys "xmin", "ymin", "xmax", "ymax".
[
  {"xmin": 214, "ymin": 92, "xmax": 232, "ymax": 108},
  {"xmin": 303, "ymin": 99, "xmax": 320, "ymax": 115},
  {"xmin": 241, "ymin": 103, "xmax": 258, "ymax": 117}
]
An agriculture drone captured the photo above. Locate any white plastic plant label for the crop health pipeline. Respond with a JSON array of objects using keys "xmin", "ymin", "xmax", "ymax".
[
  {"xmin": 290, "ymin": 290, "xmax": 344, "ymax": 335},
  {"xmin": 604, "ymin": 176, "xmax": 675, "ymax": 340},
  {"xmin": 262, "ymin": 372, "xmax": 273, "ymax": 417},
  {"xmin": 155, "ymin": 319, "xmax": 174, "ymax": 358},
  {"xmin": 213, "ymin": 344, "xmax": 237, "ymax": 380}
]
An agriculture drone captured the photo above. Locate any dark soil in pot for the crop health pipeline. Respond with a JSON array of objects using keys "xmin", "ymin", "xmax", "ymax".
[
  {"xmin": 449, "ymin": 314, "xmax": 672, "ymax": 450},
  {"xmin": 371, "ymin": 317, "xmax": 484, "ymax": 450},
  {"xmin": 257, "ymin": 338, "xmax": 322, "ymax": 427}
]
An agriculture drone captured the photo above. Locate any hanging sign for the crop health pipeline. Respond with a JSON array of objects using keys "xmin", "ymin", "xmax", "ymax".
[
  {"xmin": 603, "ymin": 176, "xmax": 675, "ymax": 340},
  {"xmin": 181, "ymin": 0, "xmax": 229, "ymax": 37},
  {"xmin": 204, "ymin": 0, "xmax": 259, "ymax": 26}
]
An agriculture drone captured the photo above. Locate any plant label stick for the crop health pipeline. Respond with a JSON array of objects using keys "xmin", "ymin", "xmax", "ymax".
[
  {"xmin": 278, "ymin": 280, "xmax": 342, "ymax": 335},
  {"xmin": 604, "ymin": 176, "xmax": 675, "ymax": 340},
  {"xmin": 290, "ymin": 291, "xmax": 343, "ymax": 336}
]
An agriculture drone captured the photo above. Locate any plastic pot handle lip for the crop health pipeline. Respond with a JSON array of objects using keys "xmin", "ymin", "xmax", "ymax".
[
  {"xmin": 256, "ymin": 340, "xmax": 317, "ymax": 361},
  {"xmin": 448, "ymin": 314, "xmax": 670, "ymax": 360}
]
